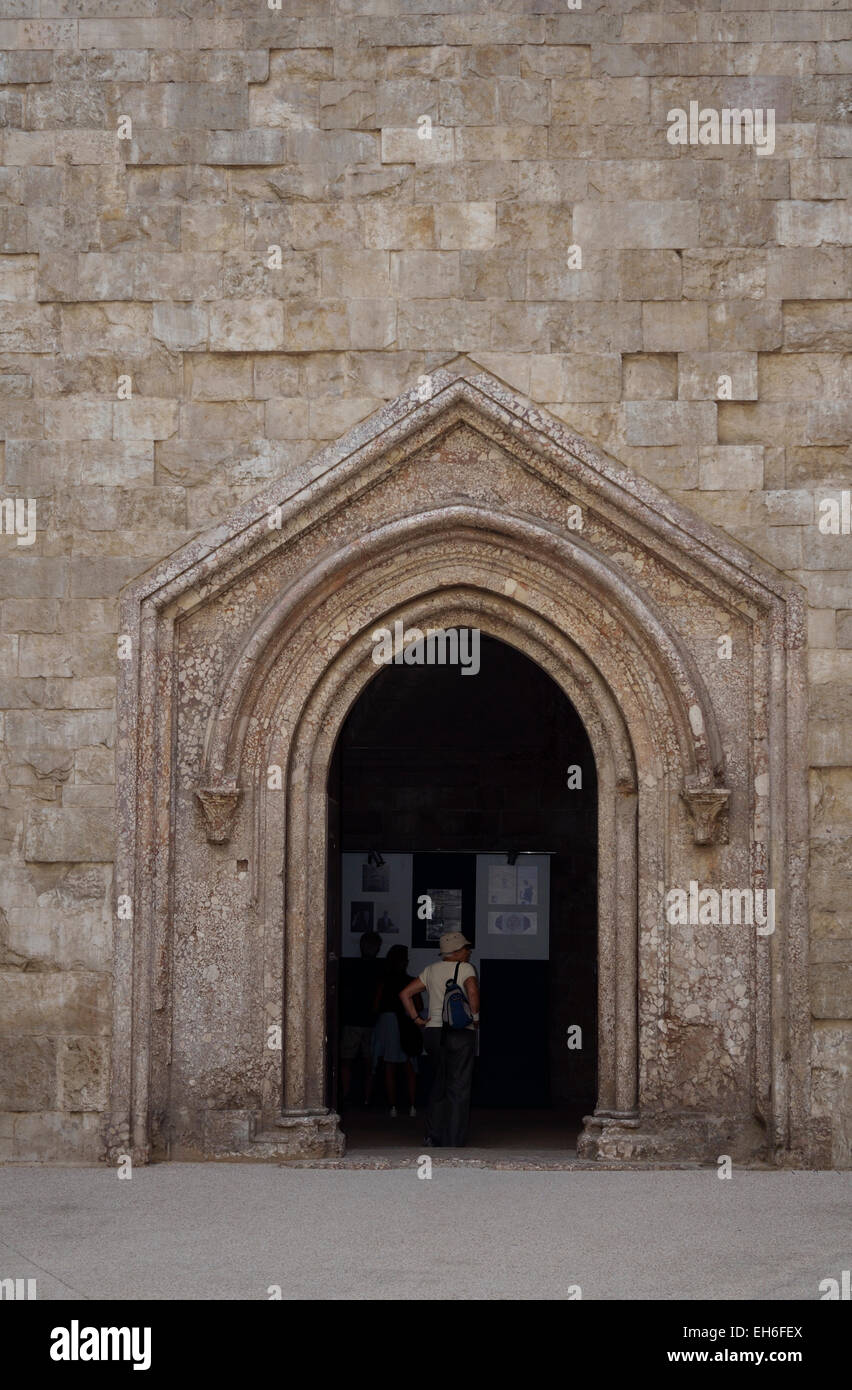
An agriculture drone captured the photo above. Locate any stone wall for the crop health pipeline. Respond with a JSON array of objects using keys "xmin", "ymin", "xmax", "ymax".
[{"xmin": 0, "ymin": 1, "xmax": 849, "ymax": 1164}]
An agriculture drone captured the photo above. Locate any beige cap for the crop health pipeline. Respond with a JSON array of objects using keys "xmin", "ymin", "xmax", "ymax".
[{"xmin": 439, "ymin": 930, "xmax": 472, "ymax": 954}]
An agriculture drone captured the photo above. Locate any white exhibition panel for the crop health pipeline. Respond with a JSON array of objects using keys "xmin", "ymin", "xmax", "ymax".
[{"xmin": 341, "ymin": 851, "xmax": 550, "ymax": 971}]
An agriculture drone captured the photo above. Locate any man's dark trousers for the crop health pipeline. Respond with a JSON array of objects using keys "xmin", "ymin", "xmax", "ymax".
[{"xmin": 423, "ymin": 1027, "xmax": 476, "ymax": 1146}]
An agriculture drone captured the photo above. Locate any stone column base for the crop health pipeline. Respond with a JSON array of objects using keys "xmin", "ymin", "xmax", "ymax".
[{"xmin": 578, "ymin": 1109, "xmax": 773, "ymax": 1165}]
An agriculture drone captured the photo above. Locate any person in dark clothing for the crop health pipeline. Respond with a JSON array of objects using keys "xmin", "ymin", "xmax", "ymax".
[
  {"xmin": 339, "ymin": 930, "xmax": 382, "ymax": 1106},
  {"xmin": 371, "ymin": 944, "xmax": 423, "ymax": 1118},
  {"xmin": 399, "ymin": 931, "xmax": 480, "ymax": 1147}
]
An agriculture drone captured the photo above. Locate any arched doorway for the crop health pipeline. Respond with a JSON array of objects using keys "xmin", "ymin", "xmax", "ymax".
[
  {"xmin": 110, "ymin": 367, "xmax": 812, "ymax": 1166},
  {"xmin": 328, "ymin": 634, "xmax": 598, "ymax": 1152}
]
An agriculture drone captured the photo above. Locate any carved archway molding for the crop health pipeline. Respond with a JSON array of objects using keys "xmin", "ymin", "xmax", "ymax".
[{"xmin": 110, "ymin": 365, "xmax": 812, "ymax": 1167}]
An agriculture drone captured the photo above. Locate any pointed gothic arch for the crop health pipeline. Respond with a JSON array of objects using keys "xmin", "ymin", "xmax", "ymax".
[{"xmin": 109, "ymin": 367, "xmax": 811, "ymax": 1165}]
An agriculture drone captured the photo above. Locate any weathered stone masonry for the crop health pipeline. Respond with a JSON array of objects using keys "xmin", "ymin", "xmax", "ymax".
[{"xmin": 0, "ymin": 2, "xmax": 849, "ymax": 1165}]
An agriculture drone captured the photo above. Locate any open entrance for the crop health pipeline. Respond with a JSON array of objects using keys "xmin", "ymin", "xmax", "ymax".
[{"xmin": 327, "ymin": 633, "xmax": 598, "ymax": 1155}]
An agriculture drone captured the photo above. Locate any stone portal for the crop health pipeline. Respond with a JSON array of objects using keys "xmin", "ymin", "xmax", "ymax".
[{"xmin": 109, "ymin": 367, "xmax": 812, "ymax": 1165}]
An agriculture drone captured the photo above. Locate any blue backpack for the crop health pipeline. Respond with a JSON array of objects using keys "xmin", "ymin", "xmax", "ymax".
[{"xmin": 442, "ymin": 962, "xmax": 474, "ymax": 1030}]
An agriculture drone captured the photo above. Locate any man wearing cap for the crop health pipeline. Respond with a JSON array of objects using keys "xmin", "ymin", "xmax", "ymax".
[{"xmin": 399, "ymin": 931, "xmax": 480, "ymax": 1147}]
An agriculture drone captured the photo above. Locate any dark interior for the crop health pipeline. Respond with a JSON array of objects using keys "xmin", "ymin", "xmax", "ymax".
[{"xmin": 328, "ymin": 633, "xmax": 598, "ymax": 1148}]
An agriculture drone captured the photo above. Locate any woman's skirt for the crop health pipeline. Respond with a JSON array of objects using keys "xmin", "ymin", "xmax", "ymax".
[{"xmin": 372, "ymin": 1011, "xmax": 418, "ymax": 1068}]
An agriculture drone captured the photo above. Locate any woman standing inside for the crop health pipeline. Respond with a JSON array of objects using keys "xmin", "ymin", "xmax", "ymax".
[{"xmin": 372, "ymin": 944, "xmax": 422, "ymax": 1117}]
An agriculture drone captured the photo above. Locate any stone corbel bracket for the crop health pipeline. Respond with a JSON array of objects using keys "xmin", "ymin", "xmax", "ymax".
[
  {"xmin": 196, "ymin": 785, "xmax": 243, "ymax": 843},
  {"xmin": 681, "ymin": 784, "xmax": 730, "ymax": 846}
]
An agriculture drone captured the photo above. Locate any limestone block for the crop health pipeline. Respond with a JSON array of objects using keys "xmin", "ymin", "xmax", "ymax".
[
  {"xmin": 361, "ymin": 204, "xmax": 435, "ymax": 250},
  {"xmin": 397, "ymin": 299, "xmax": 491, "ymax": 350},
  {"xmin": 551, "ymin": 302, "xmax": 643, "ymax": 353},
  {"xmin": 552, "ymin": 77, "xmax": 649, "ymax": 124},
  {"xmin": 494, "ymin": 202, "xmax": 569, "ymax": 252},
  {"xmin": 777, "ymin": 201, "xmax": 852, "ymax": 247},
  {"xmin": 783, "ymin": 302, "xmax": 851, "ymax": 350},
  {"xmin": 181, "ymin": 205, "xmax": 243, "ymax": 253},
  {"xmin": 519, "ymin": 45, "xmax": 590, "ymax": 78},
  {"xmin": 837, "ymin": 614, "xmax": 852, "ymax": 650},
  {"xmin": 573, "ymin": 201, "xmax": 697, "ymax": 250},
  {"xmin": 252, "ymin": 80, "xmax": 320, "ymax": 129},
  {"xmin": 767, "ymin": 248, "xmax": 850, "ymax": 300},
  {"xmin": 284, "ymin": 300, "xmax": 349, "ymax": 351},
  {"xmin": 18, "ymin": 636, "xmax": 73, "ymax": 679},
  {"xmin": 469, "ymin": 352, "xmax": 531, "ymax": 395},
  {"xmin": 698, "ymin": 446, "xmax": 765, "ymax": 492},
  {"xmin": 347, "ymin": 300, "xmax": 397, "ymax": 350},
  {"xmin": 180, "ymin": 402, "xmax": 263, "ymax": 443},
  {"xmin": 189, "ymin": 356, "xmax": 253, "ymax": 402},
  {"xmin": 251, "ymin": 356, "xmax": 301, "ymax": 400},
  {"xmin": 58, "ymin": 1037, "xmax": 109, "ymax": 1111},
  {"xmin": 456, "ymin": 126, "xmax": 547, "ymax": 161},
  {"xmin": 759, "ymin": 353, "xmax": 849, "ymax": 401},
  {"xmin": 45, "ymin": 680, "xmax": 115, "ymax": 712},
  {"xmin": 61, "ymin": 303, "xmax": 151, "ymax": 355},
  {"xmin": 321, "ymin": 248, "xmax": 390, "ymax": 299},
  {"xmin": 1, "ymin": 1111, "xmax": 103, "ymax": 1162},
  {"xmin": 709, "ymin": 302, "xmax": 783, "ymax": 352},
  {"xmin": 810, "ymin": 724, "xmax": 852, "ymax": 766},
  {"xmin": 806, "ymin": 402, "xmax": 852, "ymax": 445},
  {"xmin": 460, "ymin": 249, "xmax": 527, "ymax": 301},
  {"xmin": 69, "ymin": 558, "xmax": 145, "ymax": 597},
  {"xmin": 0, "ymin": 401, "xmax": 43, "ymax": 438},
  {"xmin": 808, "ymin": 610, "xmax": 838, "ymax": 651},
  {"xmin": 23, "ymin": 810, "xmax": 114, "ymax": 864},
  {"xmin": 438, "ymin": 77, "xmax": 497, "ymax": 125},
  {"xmin": 811, "ymin": 962, "xmax": 852, "ymax": 1019},
  {"xmin": 491, "ymin": 303, "xmax": 550, "ymax": 352},
  {"xmin": 515, "ymin": 160, "xmax": 587, "ymax": 203},
  {"xmin": 763, "ymin": 490, "xmax": 814, "ymax": 526},
  {"xmin": 86, "ymin": 50, "xmax": 150, "ymax": 83},
  {"xmin": 0, "ymin": 1038, "xmax": 56, "ymax": 1111},
  {"xmin": 223, "ymin": 251, "xmax": 318, "ymax": 301},
  {"xmin": 0, "ymin": 256, "xmax": 37, "ymax": 302},
  {"xmin": 113, "ymin": 399, "xmax": 178, "ymax": 441},
  {"xmin": 625, "ymin": 402, "xmax": 716, "ymax": 447},
  {"xmin": 0, "ymin": 304, "xmax": 59, "ymax": 352},
  {"xmin": 308, "ymin": 397, "xmax": 382, "ymax": 440},
  {"xmin": 0, "ymin": 208, "xmax": 29, "ymax": 254},
  {"xmin": 623, "ymin": 353, "xmax": 678, "ymax": 400},
  {"xmin": 819, "ymin": 124, "xmax": 852, "ymax": 157},
  {"xmin": 269, "ymin": 48, "xmax": 333, "ymax": 80},
  {"xmin": 289, "ymin": 204, "xmax": 360, "ymax": 248},
  {"xmin": 811, "ymin": 1024, "xmax": 852, "ymax": 1166},
  {"xmin": 265, "ymin": 399, "xmax": 311, "ymax": 440},
  {"xmin": 791, "ymin": 159, "xmax": 852, "ymax": 201},
  {"xmin": 381, "ymin": 126, "xmax": 455, "ymax": 163},
  {"xmin": 44, "ymin": 400, "xmax": 112, "ymax": 441},
  {"xmin": 436, "ymin": 203, "xmax": 497, "ymax": 250},
  {"xmin": 386, "ymin": 46, "xmax": 457, "ymax": 80},
  {"xmin": 530, "ymin": 352, "xmax": 621, "ymax": 403},
  {"xmin": 209, "ymin": 300, "xmax": 285, "ymax": 352},
  {"xmin": 679, "ymin": 352, "xmax": 758, "ymax": 401},
  {"xmin": 611, "ymin": 249, "xmax": 679, "ymax": 301},
  {"xmin": 391, "ymin": 250, "xmax": 460, "ymax": 299},
  {"xmin": 0, "ymin": 558, "xmax": 66, "ymax": 599},
  {"xmin": 288, "ymin": 130, "xmax": 378, "ymax": 168},
  {"xmin": 650, "ymin": 76, "xmax": 792, "ymax": 126},
  {"xmin": 0, "ymin": 968, "xmax": 111, "ymax": 1037},
  {"xmin": 373, "ymin": 78, "xmax": 436, "ymax": 127},
  {"xmin": 134, "ymin": 253, "xmax": 221, "ymax": 302},
  {"xmin": 643, "ymin": 302, "xmax": 708, "ymax": 351},
  {"xmin": 682, "ymin": 250, "xmax": 767, "ymax": 301},
  {"xmin": 2, "ymin": 600, "xmax": 59, "ymax": 634},
  {"xmin": 0, "ymin": 49, "xmax": 52, "ymax": 83}
]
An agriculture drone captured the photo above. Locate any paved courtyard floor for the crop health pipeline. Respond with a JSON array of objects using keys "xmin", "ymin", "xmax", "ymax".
[{"xmin": 1, "ymin": 1164, "xmax": 849, "ymax": 1300}]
